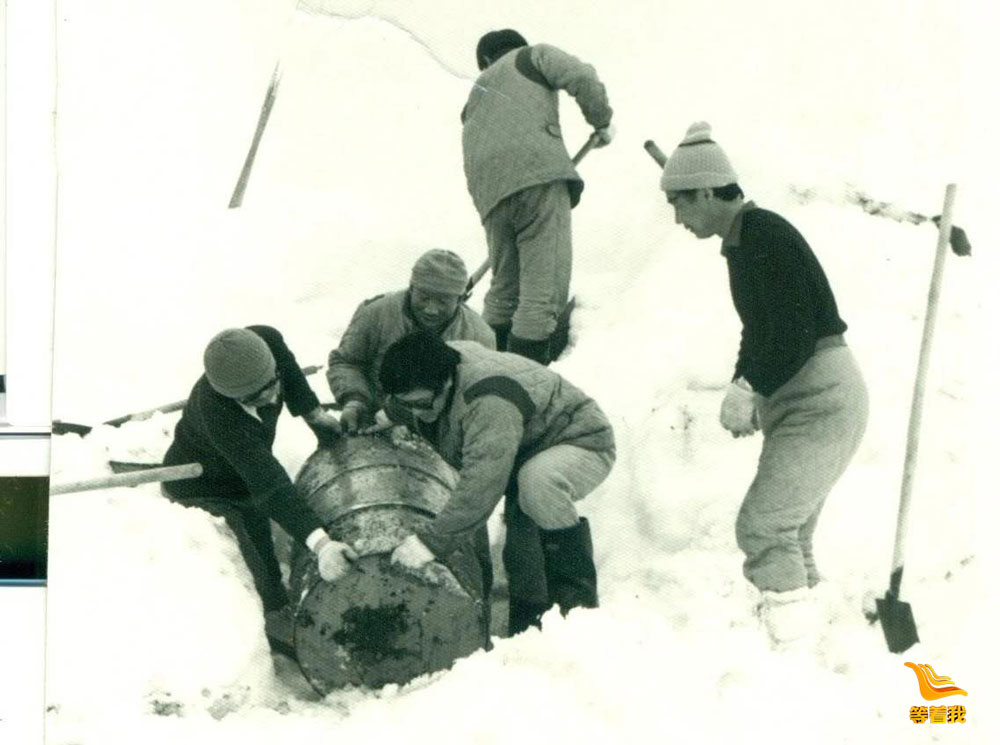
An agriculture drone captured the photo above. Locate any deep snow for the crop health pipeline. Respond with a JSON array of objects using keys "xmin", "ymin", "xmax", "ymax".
[{"xmin": 45, "ymin": 0, "xmax": 996, "ymax": 743}]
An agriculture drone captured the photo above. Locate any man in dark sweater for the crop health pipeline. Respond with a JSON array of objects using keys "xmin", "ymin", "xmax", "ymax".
[
  {"xmin": 659, "ymin": 123, "xmax": 869, "ymax": 651},
  {"xmin": 163, "ymin": 325, "xmax": 356, "ymax": 650}
]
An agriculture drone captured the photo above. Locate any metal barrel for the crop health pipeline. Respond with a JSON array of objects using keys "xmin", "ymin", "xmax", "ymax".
[{"xmin": 290, "ymin": 431, "xmax": 489, "ymax": 693}]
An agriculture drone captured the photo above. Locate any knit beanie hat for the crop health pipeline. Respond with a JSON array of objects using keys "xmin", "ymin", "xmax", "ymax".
[
  {"xmin": 660, "ymin": 122, "xmax": 739, "ymax": 192},
  {"xmin": 410, "ymin": 249, "xmax": 469, "ymax": 296},
  {"xmin": 476, "ymin": 29, "xmax": 528, "ymax": 70},
  {"xmin": 203, "ymin": 328, "xmax": 277, "ymax": 399}
]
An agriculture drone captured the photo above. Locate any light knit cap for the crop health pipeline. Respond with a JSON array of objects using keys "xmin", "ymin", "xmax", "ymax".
[
  {"xmin": 410, "ymin": 249, "xmax": 469, "ymax": 296},
  {"xmin": 660, "ymin": 121, "xmax": 738, "ymax": 191},
  {"xmin": 203, "ymin": 328, "xmax": 277, "ymax": 399}
]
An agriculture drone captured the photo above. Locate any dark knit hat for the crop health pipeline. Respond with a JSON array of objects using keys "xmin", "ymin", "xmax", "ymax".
[
  {"xmin": 410, "ymin": 249, "xmax": 469, "ymax": 296},
  {"xmin": 379, "ymin": 331, "xmax": 461, "ymax": 395},
  {"xmin": 476, "ymin": 29, "xmax": 528, "ymax": 70},
  {"xmin": 203, "ymin": 328, "xmax": 277, "ymax": 399}
]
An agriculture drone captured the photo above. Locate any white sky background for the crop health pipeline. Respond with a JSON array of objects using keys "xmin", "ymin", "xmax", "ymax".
[{"xmin": 31, "ymin": 0, "xmax": 1000, "ymax": 743}]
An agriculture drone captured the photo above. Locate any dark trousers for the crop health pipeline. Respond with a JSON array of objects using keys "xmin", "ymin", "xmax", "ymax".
[{"xmin": 164, "ymin": 490, "xmax": 290, "ymax": 612}]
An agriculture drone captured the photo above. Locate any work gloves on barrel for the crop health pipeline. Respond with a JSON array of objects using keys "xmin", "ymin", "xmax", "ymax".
[
  {"xmin": 720, "ymin": 378, "xmax": 761, "ymax": 438},
  {"xmin": 307, "ymin": 530, "xmax": 359, "ymax": 582},
  {"xmin": 304, "ymin": 405, "xmax": 343, "ymax": 446},
  {"xmin": 339, "ymin": 400, "xmax": 375, "ymax": 434},
  {"xmin": 390, "ymin": 534, "xmax": 435, "ymax": 571}
]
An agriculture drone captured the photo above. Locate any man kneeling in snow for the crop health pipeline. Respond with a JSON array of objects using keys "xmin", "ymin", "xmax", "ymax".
[
  {"xmin": 162, "ymin": 326, "xmax": 357, "ymax": 653},
  {"xmin": 659, "ymin": 123, "xmax": 869, "ymax": 650},
  {"xmin": 380, "ymin": 331, "xmax": 616, "ymax": 627}
]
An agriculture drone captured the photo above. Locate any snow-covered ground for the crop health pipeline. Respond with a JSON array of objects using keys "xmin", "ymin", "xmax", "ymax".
[{"xmin": 46, "ymin": 0, "xmax": 996, "ymax": 743}]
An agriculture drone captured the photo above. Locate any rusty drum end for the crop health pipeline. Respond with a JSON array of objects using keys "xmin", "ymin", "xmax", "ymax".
[{"xmin": 294, "ymin": 554, "xmax": 485, "ymax": 694}]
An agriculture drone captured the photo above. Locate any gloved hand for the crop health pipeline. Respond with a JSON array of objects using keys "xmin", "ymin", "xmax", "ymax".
[
  {"xmin": 360, "ymin": 408, "xmax": 396, "ymax": 435},
  {"xmin": 313, "ymin": 534, "xmax": 358, "ymax": 582},
  {"xmin": 339, "ymin": 400, "xmax": 372, "ymax": 435},
  {"xmin": 594, "ymin": 123, "xmax": 616, "ymax": 147},
  {"xmin": 390, "ymin": 534, "xmax": 435, "ymax": 571},
  {"xmin": 304, "ymin": 405, "xmax": 343, "ymax": 445},
  {"xmin": 720, "ymin": 378, "xmax": 760, "ymax": 438}
]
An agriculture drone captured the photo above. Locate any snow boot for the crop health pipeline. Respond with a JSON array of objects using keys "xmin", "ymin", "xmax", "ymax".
[
  {"xmin": 264, "ymin": 604, "xmax": 298, "ymax": 660},
  {"xmin": 508, "ymin": 333, "xmax": 552, "ymax": 366},
  {"xmin": 508, "ymin": 597, "xmax": 551, "ymax": 635},
  {"xmin": 549, "ymin": 297, "xmax": 576, "ymax": 361},
  {"xmin": 502, "ymin": 488, "xmax": 551, "ymax": 635},
  {"xmin": 760, "ymin": 587, "xmax": 817, "ymax": 652},
  {"xmin": 490, "ymin": 322, "xmax": 512, "ymax": 352},
  {"xmin": 540, "ymin": 518, "xmax": 599, "ymax": 614}
]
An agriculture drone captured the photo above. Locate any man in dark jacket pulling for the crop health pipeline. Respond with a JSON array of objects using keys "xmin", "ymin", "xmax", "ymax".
[
  {"xmin": 378, "ymin": 331, "xmax": 616, "ymax": 631},
  {"xmin": 462, "ymin": 29, "xmax": 614, "ymax": 364},
  {"xmin": 659, "ymin": 123, "xmax": 869, "ymax": 651},
  {"xmin": 163, "ymin": 325, "xmax": 357, "ymax": 650}
]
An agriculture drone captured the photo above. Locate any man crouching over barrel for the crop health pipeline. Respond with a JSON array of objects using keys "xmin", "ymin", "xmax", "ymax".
[
  {"xmin": 162, "ymin": 326, "xmax": 358, "ymax": 654},
  {"xmin": 379, "ymin": 330, "xmax": 616, "ymax": 625}
]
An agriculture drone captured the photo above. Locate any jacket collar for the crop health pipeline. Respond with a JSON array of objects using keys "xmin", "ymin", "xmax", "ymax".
[{"xmin": 721, "ymin": 200, "xmax": 757, "ymax": 256}]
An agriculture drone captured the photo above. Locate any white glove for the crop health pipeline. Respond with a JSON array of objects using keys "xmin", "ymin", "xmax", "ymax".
[
  {"xmin": 594, "ymin": 123, "xmax": 615, "ymax": 147},
  {"xmin": 312, "ymin": 534, "xmax": 358, "ymax": 582},
  {"xmin": 390, "ymin": 534, "xmax": 435, "ymax": 571},
  {"xmin": 339, "ymin": 400, "xmax": 371, "ymax": 434},
  {"xmin": 360, "ymin": 408, "xmax": 394, "ymax": 435},
  {"xmin": 720, "ymin": 379, "xmax": 760, "ymax": 437},
  {"xmin": 304, "ymin": 406, "xmax": 343, "ymax": 437}
]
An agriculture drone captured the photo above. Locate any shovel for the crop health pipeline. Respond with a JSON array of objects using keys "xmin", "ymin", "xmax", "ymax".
[{"xmin": 873, "ymin": 183, "xmax": 958, "ymax": 654}]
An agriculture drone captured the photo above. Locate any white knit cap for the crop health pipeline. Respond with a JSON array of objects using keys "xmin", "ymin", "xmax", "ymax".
[{"xmin": 660, "ymin": 122, "xmax": 738, "ymax": 191}]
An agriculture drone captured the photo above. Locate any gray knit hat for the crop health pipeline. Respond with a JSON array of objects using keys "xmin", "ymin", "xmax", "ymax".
[
  {"xmin": 660, "ymin": 122, "xmax": 738, "ymax": 191},
  {"xmin": 203, "ymin": 328, "xmax": 277, "ymax": 399},
  {"xmin": 410, "ymin": 249, "xmax": 469, "ymax": 296}
]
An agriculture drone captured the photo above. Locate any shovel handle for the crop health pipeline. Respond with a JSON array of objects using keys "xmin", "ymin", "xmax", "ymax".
[
  {"xmin": 50, "ymin": 462, "xmax": 203, "ymax": 495},
  {"xmin": 644, "ymin": 139, "xmax": 668, "ymax": 168},
  {"xmin": 890, "ymin": 184, "xmax": 957, "ymax": 576}
]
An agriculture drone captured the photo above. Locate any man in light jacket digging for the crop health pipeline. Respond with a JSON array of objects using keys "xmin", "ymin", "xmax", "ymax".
[
  {"xmin": 462, "ymin": 29, "xmax": 614, "ymax": 365},
  {"xmin": 327, "ymin": 249, "xmax": 495, "ymax": 435},
  {"xmin": 659, "ymin": 123, "xmax": 869, "ymax": 650},
  {"xmin": 162, "ymin": 326, "xmax": 358, "ymax": 653},
  {"xmin": 380, "ymin": 331, "xmax": 616, "ymax": 630}
]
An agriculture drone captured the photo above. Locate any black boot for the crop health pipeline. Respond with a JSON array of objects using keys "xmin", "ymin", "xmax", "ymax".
[
  {"xmin": 508, "ymin": 597, "xmax": 551, "ymax": 635},
  {"xmin": 508, "ymin": 333, "xmax": 552, "ymax": 365},
  {"xmin": 549, "ymin": 297, "xmax": 576, "ymax": 362},
  {"xmin": 490, "ymin": 322, "xmax": 512, "ymax": 352},
  {"xmin": 502, "ymin": 488, "xmax": 551, "ymax": 635},
  {"xmin": 540, "ymin": 518, "xmax": 598, "ymax": 614}
]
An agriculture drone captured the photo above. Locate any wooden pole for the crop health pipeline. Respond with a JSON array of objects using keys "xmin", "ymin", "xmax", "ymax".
[
  {"xmin": 889, "ymin": 183, "xmax": 957, "ymax": 590},
  {"xmin": 50, "ymin": 463, "xmax": 203, "ymax": 495}
]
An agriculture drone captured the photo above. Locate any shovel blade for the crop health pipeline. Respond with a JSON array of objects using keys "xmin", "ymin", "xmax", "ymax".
[{"xmin": 876, "ymin": 595, "xmax": 920, "ymax": 653}]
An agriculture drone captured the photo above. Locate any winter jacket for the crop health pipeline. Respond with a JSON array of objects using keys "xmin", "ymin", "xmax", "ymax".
[
  {"xmin": 461, "ymin": 44, "xmax": 613, "ymax": 222},
  {"xmin": 413, "ymin": 341, "xmax": 615, "ymax": 558},
  {"xmin": 722, "ymin": 204, "xmax": 848, "ymax": 397},
  {"xmin": 163, "ymin": 325, "xmax": 323, "ymax": 543},
  {"xmin": 327, "ymin": 289, "xmax": 495, "ymax": 410}
]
